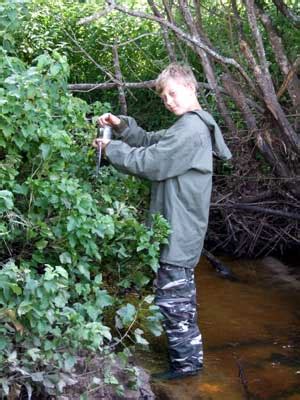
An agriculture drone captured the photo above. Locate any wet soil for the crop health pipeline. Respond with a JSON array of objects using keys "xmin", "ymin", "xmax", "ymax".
[{"xmin": 136, "ymin": 256, "xmax": 300, "ymax": 400}]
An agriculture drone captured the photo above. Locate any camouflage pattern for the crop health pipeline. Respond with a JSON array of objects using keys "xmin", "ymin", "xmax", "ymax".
[{"xmin": 154, "ymin": 263, "xmax": 203, "ymax": 373}]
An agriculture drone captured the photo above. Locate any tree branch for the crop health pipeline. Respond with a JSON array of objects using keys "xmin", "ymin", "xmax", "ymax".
[
  {"xmin": 255, "ymin": 3, "xmax": 300, "ymax": 112},
  {"xmin": 112, "ymin": 44, "xmax": 127, "ymax": 115},
  {"xmin": 64, "ymin": 29, "xmax": 119, "ymax": 85},
  {"xmin": 217, "ymin": 202, "xmax": 300, "ymax": 221},
  {"xmin": 147, "ymin": 0, "xmax": 176, "ymax": 62},
  {"xmin": 272, "ymin": 0, "xmax": 300, "ymax": 28},
  {"xmin": 78, "ymin": 0, "xmax": 254, "ymax": 88},
  {"xmin": 68, "ymin": 80, "xmax": 157, "ymax": 92},
  {"xmin": 277, "ymin": 57, "xmax": 300, "ymax": 99},
  {"xmin": 78, "ymin": 1, "xmax": 116, "ymax": 25}
]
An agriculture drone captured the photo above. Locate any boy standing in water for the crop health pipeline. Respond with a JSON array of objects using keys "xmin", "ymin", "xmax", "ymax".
[{"xmin": 93, "ymin": 63, "xmax": 231, "ymax": 380}]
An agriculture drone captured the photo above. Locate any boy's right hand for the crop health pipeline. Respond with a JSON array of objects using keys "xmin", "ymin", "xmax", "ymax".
[{"xmin": 97, "ymin": 113, "xmax": 121, "ymax": 128}]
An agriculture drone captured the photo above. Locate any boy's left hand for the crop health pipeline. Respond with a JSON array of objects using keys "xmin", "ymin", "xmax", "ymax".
[{"xmin": 92, "ymin": 138, "xmax": 111, "ymax": 151}]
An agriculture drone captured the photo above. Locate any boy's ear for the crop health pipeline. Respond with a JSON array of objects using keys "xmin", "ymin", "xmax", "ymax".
[
  {"xmin": 185, "ymin": 81, "xmax": 196, "ymax": 91},
  {"xmin": 187, "ymin": 83, "xmax": 197, "ymax": 94}
]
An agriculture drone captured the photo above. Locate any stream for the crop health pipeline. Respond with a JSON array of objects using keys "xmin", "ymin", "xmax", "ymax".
[{"xmin": 137, "ymin": 256, "xmax": 300, "ymax": 400}]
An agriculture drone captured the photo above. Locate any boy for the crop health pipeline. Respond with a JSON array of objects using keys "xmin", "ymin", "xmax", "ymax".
[{"xmin": 93, "ymin": 63, "xmax": 231, "ymax": 380}]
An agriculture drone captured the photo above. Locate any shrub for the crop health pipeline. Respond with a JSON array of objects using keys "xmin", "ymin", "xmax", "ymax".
[{"xmin": 0, "ymin": 45, "xmax": 169, "ymax": 397}]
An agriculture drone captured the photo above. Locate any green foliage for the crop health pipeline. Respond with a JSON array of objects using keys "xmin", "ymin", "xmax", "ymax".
[
  {"xmin": 5, "ymin": 0, "xmax": 175, "ymax": 124},
  {"xmin": 0, "ymin": 9, "xmax": 169, "ymax": 395},
  {"xmin": 0, "ymin": 0, "xmax": 28, "ymax": 53}
]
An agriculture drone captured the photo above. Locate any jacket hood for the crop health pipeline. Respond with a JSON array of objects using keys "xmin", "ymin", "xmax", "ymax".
[{"xmin": 192, "ymin": 110, "xmax": 232, "ymax": 160}]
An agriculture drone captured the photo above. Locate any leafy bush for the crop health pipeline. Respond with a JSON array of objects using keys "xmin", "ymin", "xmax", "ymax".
[{"xmin": 0, "ymin": 37, "xmax": 169, "ymax": 398}]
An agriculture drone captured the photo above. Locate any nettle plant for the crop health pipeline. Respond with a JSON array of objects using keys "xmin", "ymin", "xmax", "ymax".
[{"xmin": 0, "ymin": 47, "xmax": 169, "ymax": 397}]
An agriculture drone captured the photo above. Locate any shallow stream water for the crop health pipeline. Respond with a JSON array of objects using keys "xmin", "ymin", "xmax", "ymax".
[{"xmin": 137, "ymin": 256, "xmax": 300, "ymax": 400}]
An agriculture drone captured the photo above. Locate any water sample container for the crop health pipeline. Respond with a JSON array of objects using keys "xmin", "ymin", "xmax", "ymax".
[{"xmin": 99, "ymin": 125, "xmax": 112, "ymax": 140}]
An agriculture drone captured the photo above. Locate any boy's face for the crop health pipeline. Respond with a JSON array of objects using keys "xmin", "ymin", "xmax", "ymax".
[{"xmin": 160, "ymin": 78, "xmax": 197, "ymax": 116}]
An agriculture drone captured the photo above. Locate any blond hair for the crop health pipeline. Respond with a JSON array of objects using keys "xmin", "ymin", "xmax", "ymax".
[{"xmin": 156, "ymin": 63, "xmax": 198, "ymax": 94}]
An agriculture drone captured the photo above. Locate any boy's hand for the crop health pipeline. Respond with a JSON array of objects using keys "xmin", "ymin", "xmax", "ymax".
[
  {"xmin": 97, "ymin": 113, "xmax": 121, "ymax": 128},
  {"xmin": 92, "ymin": 138, "xmax": 111, "ymax": 151}
]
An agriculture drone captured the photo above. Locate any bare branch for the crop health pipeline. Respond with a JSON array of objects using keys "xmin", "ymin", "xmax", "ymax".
[
  {"xmin": 277, "ymin": 57, "xmax": 300, "ymax": 99},
  {"xmin": 147, "ymin": 0, "xmax": 176, "ymax": 62},
  {"xmin": 245, "ymin": 0, "xmax": 271, "ymax": 79},
  {"xmin": 272, "ymin": 0, "xmax": 300, "ymax": 28},
  {"xmin": 193, "ymin": 0, "xmax": 204, "ymax": 36},
  {"xmin": 79, "ymin": 0, "xmax": 253, "ymax": 87},
  {"xmin": 219, "ymin": 202, "xmax": 300, "ymax": 221},
  {"xmin": 255, "ymin": 3, "xmax": 300, "ymax": 113},
  {"xmin": 221, "ymin": 72, "xmax": 258, "ymax": 132},
  {"xmin": 68, "ymin": 80, "xmax": 157, "ymax": 92},
  {"xmin": 67, "ymin": 80, "xmax": 218, "ymax": 92},
  {"xmin": 112, "ymin": 44, "xmax": 127, "ymax": 115},
  {"xmin": 64, "ymin": 29, "xmax": 119, "ymax": 85},
  {"xmin": 78, "ymin": 1, "xmax": 116, "ymax": 25},
  {"xmin": 240, "ymin": 21, "xmax": 300, "ymax": 153},
  {"xmin": 231, "ymin": 0, "xmax": 245, "ymax": 38},
  {"xmin": 178, "ymin": 0, "xmax": 238, "ymax": 133}
]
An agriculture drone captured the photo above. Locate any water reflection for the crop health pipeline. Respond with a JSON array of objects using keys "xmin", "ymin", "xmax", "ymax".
[{"xmin": 139, "ymin": 257, "xmax": 300, "ymax": 400}]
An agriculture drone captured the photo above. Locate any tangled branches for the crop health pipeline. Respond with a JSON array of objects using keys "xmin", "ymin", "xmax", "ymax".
[{"xmin": 207, "ymin": 177, "xmax": 300, "ymax": 258}]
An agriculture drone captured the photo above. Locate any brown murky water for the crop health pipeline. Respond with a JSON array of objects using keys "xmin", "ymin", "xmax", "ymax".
[{"xmin": 137, "ymin": 256, "xmax": 300, "ymax": 400}]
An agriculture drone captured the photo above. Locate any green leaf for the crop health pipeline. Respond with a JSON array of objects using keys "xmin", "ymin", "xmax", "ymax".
[
  {"xmin": 0, "ymin": 337, "xmax": 9, "ymax": 351},
  {"xmin": 25, "ymin": 278, "xmax": 38, "ymax": 291},
  {"xmin": 55, "ymin": 266, "xmax": 68, "ymax": 279},
  {"xmin": 9, "ymin": 283, "xmax": 22, "ymax": 295},
  {"xmin": 0, "ymin": 190, "xmax": 13, "ymax": 211},
  {"xmin": 18, "ymin": 300, "xmax": 33, "ymax": 316},
  {"xmin": 143, "ymin": 295, "xmax": 154, "ymax": 304},
  {"xmin": 86, "ymin": 305, "xmax": 100, "ymax": 321},
  {"xmin": 59, "ymin": 252, "xmax": 72, "ymax": 264},
  {"xmin": 104, "ymin": 374, "xmax": 119, "ymax": 385},
  {"xmin": 134, "ymin": 328, "xmax": 149, "ymax": 345},
  {"xmin": 26, "ymin": 348, "xmax": 40, "ymax": 361},
  {"xmin": 8, "ymin": 350, "xmax": 17, "ymax": 363},
  {"xmin": 44, "ymin": 265, "xmax": 56, "ymax": 281},
  {"xmin": 13, "ymin": 184, "xmax": 28, "ymax": 195},
  {"xmin": 36, "ymin": 239, "xmax": 48, "ymax": 250},
  {"xmin": 67, "ymin": 216, "xmax": 77, "ymax": 232},
  {"xmin": 77, "ymin": 263, "xmax": 90, "ymax": 280},
  {"xmin": 96, "ymin": 290, "xmax": 114, "ymax": 308},
  {"xmin": 133, "ymin": 272, "xmax": 150, "ymax": 288},
  {"xmin": 116, "ymin": 303, "xmax": 136, "ymax": 326},
  {"xmin": 40, "ymin": 143, "xmax": 51, "ymax": 159},
  {"xmin": 50, "ymin": 63, "xmax": 61, "ymax": 76},
  {"xmin": 1, "ymin": 379, "xmax": 9, "ymax": 396},
  {"xmin": 36, "ymin": 54, "xmax": 51, "ymax": 69},
  {"xmin": 94, "ymin": 274, "xmax": 102, "ymax": 285},
  {"xmin": 54, "ymin": 294, "xmax": 67, "ymax": 308},
  {"xmin": 64, "ymin": 354, "xmax": 76, "ymax": 371},
  {"xmin": 44, "ymin": 340, "xmax": 54, "ymax": 351}
]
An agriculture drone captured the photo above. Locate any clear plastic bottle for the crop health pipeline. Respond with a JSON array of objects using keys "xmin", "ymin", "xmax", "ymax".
[
  {"xmin": 101, "ymin": 125, "xmax": 112, "ymax": 140},
  {"xmin": 95, "ymin": 125, "xmax": 112, "ymax": 176}
]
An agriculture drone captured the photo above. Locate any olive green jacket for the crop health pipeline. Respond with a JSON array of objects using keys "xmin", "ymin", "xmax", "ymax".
[{"xmin": 106, "ymin": 110, "xmax": 232, "ymax": 268}]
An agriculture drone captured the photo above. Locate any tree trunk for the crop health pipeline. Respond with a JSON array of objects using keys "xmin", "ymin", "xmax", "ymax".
[
  {"xmin": 255, "ymin": 3, "xmax": 300, "ymax": 129},
  {"xmin": 244, "ymin": 0, "xmax": 300, "ymax": 153},
  {"xmin": 112, "ymin": 45, "xmax": 127, "ymax": 115},
  {"xmin": 178, "ymin": 0, "xmax": 238, "ymax": 135},
  {"xmin": 272, "ymin": 0, "xmax": 300, "ymax": 28},
  {"xmin": 221, "ymin": 72, "xmax": 257, "ymax": 132}
]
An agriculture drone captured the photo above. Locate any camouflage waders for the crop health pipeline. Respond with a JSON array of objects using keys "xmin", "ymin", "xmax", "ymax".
[{"xmin": 154, "ymin": 263, "xmax": 203, "ymax": 373}]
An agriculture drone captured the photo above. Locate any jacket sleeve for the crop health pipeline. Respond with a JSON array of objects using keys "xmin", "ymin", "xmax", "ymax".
[
  {"xmin": 113, "ymin": 116, "xmax": 166, "ymax": 147},
  {"xmin": 106, "ymin": 114, "xmax": 208, "ymax": 181}
]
